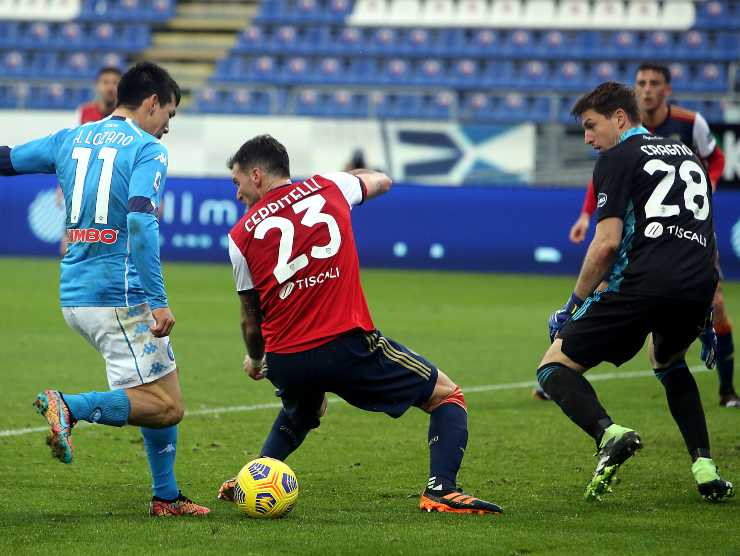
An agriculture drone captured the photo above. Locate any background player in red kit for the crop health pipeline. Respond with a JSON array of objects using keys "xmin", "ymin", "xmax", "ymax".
[
  {"xmin": 560, "ymin": 63, "xmax": 737, "ymax": 408},
  {"xmin": 217, "ymin": 135, "xmax": 502, "ymax": 515},
  {"xmin": 76, "ymin": 66, "xmax": 122, "ymax": 124}
]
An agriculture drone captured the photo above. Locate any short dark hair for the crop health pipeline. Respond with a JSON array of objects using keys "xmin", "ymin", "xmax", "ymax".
[
  {"xmin": 96, "ymin": 66, "xmax": 122, "ymax": 81},
  {"xmin": 571, "ymin": 81, "xmax": 640, "ymax": 123},
  {"xmin": 116, "ymin": 61, "xmax": 181, "ymax": 109},
  {"xmin": 227, "ymin": 135, "xmax": 290, "ymax": 177},
  {"xmin": 636, "ymin": 62, "xmax": 671, "ymax": 84}
]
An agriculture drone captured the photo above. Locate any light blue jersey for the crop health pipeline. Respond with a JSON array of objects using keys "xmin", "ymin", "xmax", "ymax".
[{"xmin": 2, "ymin": 116, "xmax": 169, "ymax": 308}]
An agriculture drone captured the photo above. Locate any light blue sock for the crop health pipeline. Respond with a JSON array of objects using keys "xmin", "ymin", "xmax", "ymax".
[
  {"xmin": 63, "ymin": 390, "xmax": 130, "ymax": 426},
  {"xmin": 141, "ymin": 425, "xmax": 179, "ymax": 500}
]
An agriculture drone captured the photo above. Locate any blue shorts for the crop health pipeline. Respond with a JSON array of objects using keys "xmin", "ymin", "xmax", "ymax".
[{"xmin": 265, "ymin": 329, "xmax": 439, "ymax": 429}]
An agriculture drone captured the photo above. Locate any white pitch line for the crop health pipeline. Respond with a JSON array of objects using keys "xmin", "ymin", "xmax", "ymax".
[{"xmin": 0, "ymin": 367, "xmax": 708, "ymax": 439}]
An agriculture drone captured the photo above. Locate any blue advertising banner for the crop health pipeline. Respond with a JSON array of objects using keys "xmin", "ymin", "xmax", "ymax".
[{"xmin": 2, "ymin": 175, "xmax": 740, "ymax": 279}]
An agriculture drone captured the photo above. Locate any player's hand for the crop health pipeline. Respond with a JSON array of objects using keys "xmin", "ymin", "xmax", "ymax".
[
  {"xmin": 244, "ymin": 354, "xmax": 267, "ymax": 380},
  {"xmin": 548, "ymin": 293, "xmax": 583, "ymax": 343},
  {"xmin": 569, "ymin": 213, "xmax": 591, "ymax": 244},
  {"xmin": 150, "ymin": 307, "xmax": 175, "ymax": 337},
  {"xmin": 699, "ymin": 309, "xmax": 718, "ymax": 370}
]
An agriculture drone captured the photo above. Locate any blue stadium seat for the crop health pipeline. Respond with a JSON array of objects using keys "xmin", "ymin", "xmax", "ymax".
[
  {"xmin": 460, "ymin": 92, "xmax": 498, "ymax": 123},
  {"xmin": 588, "ymin": 61, "xmax": 620, "ymax": 87},
  {"xmin": 695, "ymin": 0, "xmax": 730, "ymax": 29},
  {"xmin": 600, "ymin": 31, "xmax": 640, "ymax": 59},
  {"xmin": 666, "ymin": 62, "xmax": 691, "ymax": 91},
  {"xmin": 449, "ymin": 58, "xmax": 481, "ymax": 89},
  {"xmin": 290, "ymin": 0, "xmax": 323, "ymax": 23},
  {"xmin": 536, "ymin": 30, "xmax": 571, "ymax": 59},
  {"xmin": 327, "ymin": 89, "xmax": 369, "ymax": 118},
  {"xmin": 336, "ymin": 27, "xmax": 365, "ymax": 55},
  {"xmin": 295, "ymin": 89, "xmax": 326, "ymax": 116},
  {"xmin": 246, "ymin": 55, "xmax": 278, "ymax": 83},
  {"xmin": 692, "ymin": 63, "xmax": 727, "ymax": 92},
  {"xmin": 235, "ymin": 26, "xmax": 263, "ymax": 53},
  {"xmin": 552, "ymin": 61, "xmax": 585, "ymax": 91},
  {"xmin": 558, "ymin": 95, "xmax": 578, "ymax": 124},
  {"xmin": 415, "ymin": 58, "xmax": 446, "ymax": 86},
  {"xmin": 502, "ymin": 30, "xmax": 535, "ymax": 58},
  {"xmin": 61, "ymin": 52, "xmax": 95, "ymax": 79},
  {"xmin": 480, "ymin": 60, "xmax": 515, "ymax": 88},
  {"xmin": 528, "ymin": 96, "xmax": 550, "ymax": 123},
  {"xmin": 468, "ymin": 29, "xmax": 501, "ymax": 56},
  {"xmin": 0, "ymin": 51, "xmax": 27, "ymax": 77},
  {"xmin": 516, "ymin": 60, "xmax": 550, "ymax": 91},
  {"xmin": 314, "ymin": 57, "xmax": 344, "ymax": 84},
  {"xmin": 0, "ymin": 83, "xmax": 19, "ymax": 109},
  {"xmin": 641, "ymin": 31, "xmax": 675, "ymax": 60},
  {"xmin": 493, "ymin": 93, "xmax": 530, "ymax": 123},
  {"xmin": 254, "ymin": 0, "xmax": 290, "ymax": 24},
  {"xmin": 326, "ymin": 0, "xmax": 353, "ymax": 23},
  {"xmin": 346, "ymin": 57, "xmax": 380, "ymax": 85},
  {"xmin": 715, "ymin": 32, "xmax": 739, "ymax": 61},
  {"xmin": 375, "ymin": 93, "xmax": 423, "ymax": 119},
  {"xmin": 266, "ymin": 25, "xmax": 301, "ymax": 54},
  {"xmin": 379, "ymin": 58, "xmax": 411, "ymax": 85},
  {"xmin": 434, "ymin": 29, "xmax": 467, "ymax": 56},
  {"xmin": 421, "ymin": 91, "xmax": 454, "ymax": 120},
  {"xmin": 280, "ymin": 56, "xmax": 311, "ymax": 85},
  {"xmin": 54, "ymin": 22, "xmax": 86, "ymax": 50},
  {"xmin": 399, "ymin": 28, "xmax": 433, "ymax": 56},
  {"xmin": 230, "ymin": 88, "xmax": 271, "ymax": 115},
  {"xmin": 367, "ymin": 28, "xmax": 400, "ymax": 56},
  {"xmin": 20, "ymin": 22, "xmax": 52, "ymax": 49},
  {"xmin": 300, "ymin": 26, "xmax": 332, "ymax": 55},
  {"xmin": 0, "ymin": 22, "xmax": 21, "ymax": 48},
  {"xmin": 675, "ymin": 30, "xmax": 709, "ymax": 61},
  {"xmin": 90, "ymin": 22, "xmax": 116, "ymax": 48},
  {"xmin": 193, "ymin": 86, "xmax": 224, "ymax": 112}
]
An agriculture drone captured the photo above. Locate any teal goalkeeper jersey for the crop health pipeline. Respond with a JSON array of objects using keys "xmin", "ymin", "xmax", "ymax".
[{"xmin": 5, "ymin": 115, "xmax": 169, "ymax": 308}]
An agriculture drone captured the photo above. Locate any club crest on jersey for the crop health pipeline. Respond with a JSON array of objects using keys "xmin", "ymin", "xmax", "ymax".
[
  {"xmin": 66, "ymin": 228, "xmax": 119, "ymax": 244},
  {"xmin": 597, "ymin": 193, "xmax": 608, "ymax": 208}
]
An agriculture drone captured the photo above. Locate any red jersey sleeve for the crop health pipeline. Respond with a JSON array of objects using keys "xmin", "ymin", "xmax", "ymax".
[
  {"xmin": 705, "ymin": 146, "xmax": 725, "ymax": 189},
  {"xmin": 581, "ymin": 177, "xmax": 597, "ymax": 216}
]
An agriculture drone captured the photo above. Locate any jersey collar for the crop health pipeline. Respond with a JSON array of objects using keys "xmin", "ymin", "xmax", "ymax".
[{"xmin": 619, "ymin": 125, "xmax": 649, "ymax": 143}]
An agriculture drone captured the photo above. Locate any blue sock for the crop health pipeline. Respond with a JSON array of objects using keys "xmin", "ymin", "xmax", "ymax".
[
  {"xmin": 63, "ymin": 390, "xmax": 130, "ymax": 426},
  {"xmin": 141, "ymin": 425, "xmax": 179, "ymax": 500},
  {"xmin": 427, "ymin": 403, "xmax": 468, "ymax": 492},
  {"xmin": 716, "ymin": 331, "xmax": 734, "ymax": 395},
  {"xmin": 260, "ymin": 409, "xmax": 310, "ymax": 461}
]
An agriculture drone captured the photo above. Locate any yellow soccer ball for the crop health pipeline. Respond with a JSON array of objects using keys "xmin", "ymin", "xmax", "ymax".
[{"xmin": 233, "ymin": 457, "xmax": 299, "ymax": 518}]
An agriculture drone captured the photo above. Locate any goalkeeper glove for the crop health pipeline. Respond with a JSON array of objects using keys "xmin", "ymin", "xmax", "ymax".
[
  {"xmin": 548, "ymin": 292, "xmax": 583, "ymax": 343},
  {"xmin": 699, "ymin": 308, "xmax": 718, "ymax": 370}
]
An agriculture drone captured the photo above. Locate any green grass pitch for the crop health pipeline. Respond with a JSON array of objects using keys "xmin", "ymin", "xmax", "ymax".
[{"xmin": 1, "ymin": 257, "xmax": 738, "ymax": 555}]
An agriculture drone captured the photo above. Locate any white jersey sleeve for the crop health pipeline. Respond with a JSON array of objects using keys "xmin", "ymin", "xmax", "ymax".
[
  {"xmin": 692, "ymin": 112, "xmax": 717, "ymax": 159},
  {"xmin": 321, "ymin": 172, "xmax": 364, "ymax": 208},
  {"xmin": 228, "ymin": 234, "xmax": 254, "ymax": 292}
]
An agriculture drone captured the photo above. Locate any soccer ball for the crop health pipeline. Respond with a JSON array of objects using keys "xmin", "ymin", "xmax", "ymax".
[{"xmin": 233, "ymin": 457, "xmax": 299, "ymax": 518}]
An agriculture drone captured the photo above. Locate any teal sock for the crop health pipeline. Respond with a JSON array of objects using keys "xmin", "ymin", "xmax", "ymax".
[
  {"xmin": 63, "ymin": 390, "xmax": 130, "ymax": 426},
  {"xmin": 141, "ymin": 425, "xmax": 179, "ymax": 500}
]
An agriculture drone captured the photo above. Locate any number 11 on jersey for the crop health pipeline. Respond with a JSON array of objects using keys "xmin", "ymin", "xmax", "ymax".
[{"xmin": 69, "ymin": 146, "xmax": 118, "ymax": 225}]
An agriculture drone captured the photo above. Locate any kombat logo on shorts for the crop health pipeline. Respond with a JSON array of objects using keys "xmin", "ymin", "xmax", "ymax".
[
  {"xmin": 67, "ymin": 228, "xmax": 119, "ymax": 244},
  {"xmin": 597, "ymin": 193, "xmax": 608, "ymax": 208}
]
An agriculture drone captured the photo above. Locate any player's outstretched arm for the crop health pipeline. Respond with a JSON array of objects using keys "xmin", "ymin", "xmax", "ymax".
[
  {"xmin": 349, "ymin": 168, "xmax": 392, "ymax": 200},
  {"xmin": 0, "ymin": 130, "xmax": 68, "ymax": 176}
]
